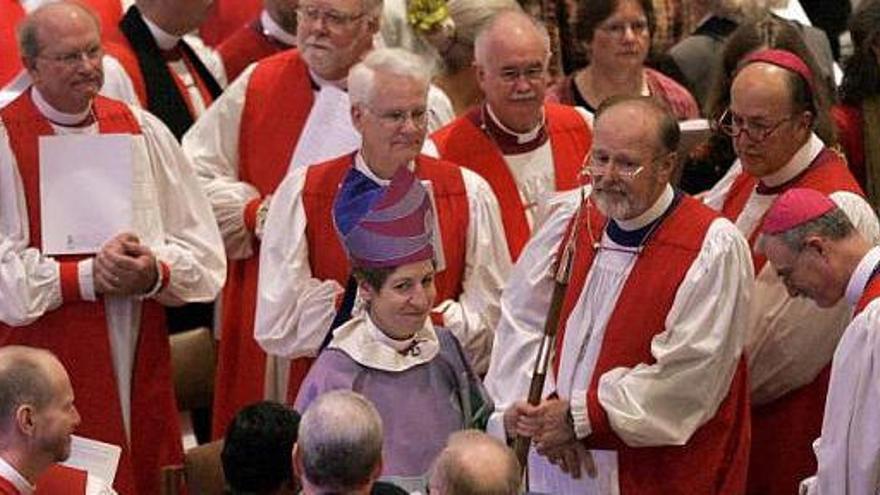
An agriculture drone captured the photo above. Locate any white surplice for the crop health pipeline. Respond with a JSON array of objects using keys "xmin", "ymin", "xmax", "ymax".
[{"xmin": 485, "ymin": 185, "xmax": 753, "ymax": 493}]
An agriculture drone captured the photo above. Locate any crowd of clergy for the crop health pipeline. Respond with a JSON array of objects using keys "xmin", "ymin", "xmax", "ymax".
[{"xmin": 0, "ymin": 0, "xmax": 879, "ymax": 493}]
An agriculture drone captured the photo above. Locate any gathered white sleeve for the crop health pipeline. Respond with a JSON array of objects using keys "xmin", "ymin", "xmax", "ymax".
[
  {"xmin": 483, "ymin": 189, "xmax": 582, "ymax": 441},
  {"xmin": 181, "ymin": 65, "xmax": 260, "ymax": 260},
  {"xmin": 811, "ymin": 302, "xmax": 880, "ymax": 495},
  {"xmin": 595, "ymin": 218, "xmax": 753, "ymax": 447},
  {"xmin": 0, "ymin": 129, "xmax": 67, "ymax": 325},
  {"xmin": 137, "ymin": 109, "xmax": 226, "ymax": 305},
  {"xmin": 433, "ymin": 169, "xmax": 511, "ymax": 374},
  {"xmin": 254, "ymin": 167, "xmax": 345, "ymax": 359}
]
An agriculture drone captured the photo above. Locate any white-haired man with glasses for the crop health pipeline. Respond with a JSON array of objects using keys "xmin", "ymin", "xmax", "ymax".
[
  {"xmin": 485, "ymin": 95, "xmax": 753, "ymax": 494},
  {"xmin": 255, "ymin": 47, "xmax": 509, "ymax": 408},
  {"xmin": 702, "ymin": 48, "xmax": 880, "ymax": 495}
]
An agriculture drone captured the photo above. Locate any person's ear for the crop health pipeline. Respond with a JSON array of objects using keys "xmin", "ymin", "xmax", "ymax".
[
  {"xmin": 358, "ymin": 278, "xmax": 376, "ymax": 303},
  {"xmin": 15, "ymin": 404, "xmax": 36, "ymax": 437},
  {"xmin": 292, "ymin": 442, "xmax": 304, "ymax": 478}
]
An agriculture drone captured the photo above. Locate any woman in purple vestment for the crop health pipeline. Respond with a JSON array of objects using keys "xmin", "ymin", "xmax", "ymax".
[{"xmin": 294, "ymin": 166, "xmax": 491, "ymax": 479}]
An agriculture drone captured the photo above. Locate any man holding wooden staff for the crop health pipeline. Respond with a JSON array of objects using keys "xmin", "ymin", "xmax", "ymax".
[{"xmin": 484, "ymin": 95, "xmax": 753, "ymax": 494}]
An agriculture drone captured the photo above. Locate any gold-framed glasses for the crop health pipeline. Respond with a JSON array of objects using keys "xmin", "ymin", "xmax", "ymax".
[
  {"xmin": 296, "ymin": 5, "xmax": 365, "ymax": 29},
  {"xmin": 39, "ymin": 44, "xmax": 103, "ymax": 66}
]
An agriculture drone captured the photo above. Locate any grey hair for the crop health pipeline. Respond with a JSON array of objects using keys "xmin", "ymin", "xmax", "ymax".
[
  {"xmin": 17, "ymin": 1, "xmax": 101, "ymax": 61},
  {"xmin": 429, "ymin": 430, "xmax": 521, "ymax": 495},
  {"xmin": 596, "ymin": 95, "xmax": 681, "ymax": 154},
  {"xmin": 298, "ymin": 390, "xmax": 383, "ymax": 491},
  {"xmin": 348, "ymin": 47, "xmax": 432, "ymax": 106},
  {"xmin": 768, "ymin": 207, "xmax": 856, "ymax": 252},
  {"xmin": 0, "ymin": 347, "xmax": 58, "ymax": 433},
  {"xmin": 473, "ymin": 9, "xmax": 550, "ymax": 66}
]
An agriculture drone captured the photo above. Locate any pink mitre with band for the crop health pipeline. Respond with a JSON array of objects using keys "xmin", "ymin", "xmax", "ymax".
[
  {"xmin": 333, "ymin": 165, "xmax": 435, "ymax": 269},
  {"xmin": 762, "ymin": 188, "xmax": 836, "ymax": 235}
]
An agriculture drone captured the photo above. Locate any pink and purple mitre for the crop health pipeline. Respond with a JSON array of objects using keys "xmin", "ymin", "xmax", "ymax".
[
  {"xmin": 333, "ymin": 166, "xmax": 435, "ymax": 269},
  {"xmin": 762, "ymin": 188, "xmax": 836, "ymax": 235}
]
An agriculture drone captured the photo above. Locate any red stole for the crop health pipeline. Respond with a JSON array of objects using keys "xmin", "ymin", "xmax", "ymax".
[
  {"xmin": 0, "ymin": 475, "xmax": 19, "ymax": 495},
  {"xmin": 0, "ymin": 0, "xmax": 25, "ymax": 88},
  {"xmin": 717, "ymin": 148, "xmax": 863, "ymax": 495},
  {"xmin": 553, "ymin": 196, "xmax": 750, "ymax": 495},
  {"xmin": 856, "ymin": 272, "xmax": 880, "ymax": 315},
  {"xmin": 217, "ymin": 19, "xmax": 289, "ymax": 82},
  {"xmin": 431, "ymin": 103, "xmax": 591, "ymax": 261},
  {"xmin": 34, "ymin": 465, "xmax": 87, "ymax": 494},
  {"xmin": 211, "ymin": 50, "xmax": 316, "ymax": 438},
  {"xmin": 0, "ymin": 92, "xmax": 183, "ymax": 495},
  {"xmin": 287, "ymin": 153, "xmax": 471, "ymax": 400}
]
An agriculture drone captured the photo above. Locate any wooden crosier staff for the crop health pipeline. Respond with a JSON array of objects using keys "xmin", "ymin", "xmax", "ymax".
[{"xmin": 512, "ymin": 183, "xmax": 587, "ymax": 474}]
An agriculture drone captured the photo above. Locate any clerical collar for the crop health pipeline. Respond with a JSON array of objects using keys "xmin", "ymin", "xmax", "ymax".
[
  {"xmin": 141, "ymin": 14, "xmax": 180, "ymax": 50},
  {"xmin": 328, "ymin": 314, "xmax": 439, "ymax": 372},
  {"xmin": 260, "ymin": 10, "xmax": 297, "ymax": 47},
  {"xmin": 605, "ymin": 185, "xmax": 677, "ymax": 248},
  {"xmin": 354, "ymin": 153, "xmax": 415, "ymax": 185},
  {"xmin": 308, "ymin": 69, "xmax": 346, "ymax": 91},
  {"xmin": 477, "ymin": 103, "xmax": 548, "ymax": 154},
  {"xmin": 31, "ymin": 87, "xmax": 93, "ymax": 127},
  {"xmin": 756, "ymin": 133, "xmax": 823, "ymax": 194},
  {"xmin": 845, "ymin": 246, "xmax": 880, "ymax": 306},
  {"xmin": 21, "ymin": 0, "xmax": 44, "ymax": 13},
  {"xmin": 0, "ymin": 457, "xmax": 34, "ymax": 495}
]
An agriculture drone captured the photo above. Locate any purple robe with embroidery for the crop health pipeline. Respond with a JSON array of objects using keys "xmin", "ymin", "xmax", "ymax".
[{"xmin": 294, "ymin": 327, "xmax": 489, "ymax": 477}]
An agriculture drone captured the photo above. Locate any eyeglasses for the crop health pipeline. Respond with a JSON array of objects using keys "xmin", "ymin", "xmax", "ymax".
[
  {"xmin": 716, "ymin": 108, "xmax": 798, "ymax": 142},
  {"xmin": 583, "ymin": 151, "xmax": 669, "ymax": 179},
  {"xmin": 497, "ymin": 64, "xmax": 546, "ymax": 84},
  {"xmin": 296, "ymin": 5, "xmax": 365, "ymax": 29},
  {"xmin": 366, "ymin": 106, "xmax": 428, "ymax": 128},
  {"xmin": 597, "ymin": 19, "xmax": 650, "ymax": 39},
  {"xmin": 38, "ymin": 44, "xmax": 103, "ymax": 66}
]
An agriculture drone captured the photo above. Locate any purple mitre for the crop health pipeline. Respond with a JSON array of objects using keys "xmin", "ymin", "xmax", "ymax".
[{"xmin": 333, "ymin": 166, "xmax": 435, "ymax": 269}]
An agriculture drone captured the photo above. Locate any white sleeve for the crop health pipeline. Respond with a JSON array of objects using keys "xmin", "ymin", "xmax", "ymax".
[
  {"xmin": 137, "ymin": 108, "xmax": 227, "ymax": 305},
  {"xmin": 0, "ymin": 129, "xmax": 69, "ymax": 325},
  {"xmin": 813, "ymin": 305, "xmax": 880, "ymax": 495},
  {"xmin": 596, "ymin": 218, "xmax": 753, "ymax": 447},
  {"xmin": 483, "ymin": 189, "xmax": 582, "ymax": 441},
  {"xmin": 254, "ymin": 167, "xmax": 345, "ymax": 359},
  {"xmin": 433, "ymin": 169, "xmax": 512, "ymax": 374},
  {"xmin": 427, "ymin": 84, "xmax": 455, "ymax": 133},
  {"xmin": 182, "ymin": 65, "xmax": 261, "ymax": 260},
  {"xmin": 830, "ymin": 191, "xmax": 880, "ymax": 244},
  {"xmin": 99, "ymin": 54, "xmax": 140, "ymax": 107},
  {"xmin": 700, "ymin": 160, "xmax": 742, "ymax": 209}
]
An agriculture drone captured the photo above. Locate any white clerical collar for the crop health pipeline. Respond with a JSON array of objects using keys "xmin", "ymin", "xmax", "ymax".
[
  {"xmin": 308, "ymin": 69, "xmax": 346, "ymax": 91},
  {"xmin": 845, "ymin": 246, "xmax": 880, "ymax": 306},
  {"xmin": 759, "ymin": 133, "xmax": 824, "ymax": 189},
  {"xmin": 0, "ymin": 457, "xmax": 34, "ymax": 495},
  {"xmin": 354, "ymin": 153, "xmax": 415, "ymax": 185},
  {"xmin": 485, "ymin": 103, "xmax": 545, "ymax": 144},
  {"xmin": 21, "ymin": 0, "xmax": 46, "ymax": 13},
  {"xmin": 31, "ymin": 87, "xmax": 93, "ymax": 127},
  {"xmin": 615, "ymin": 184, "xmax": 674, "ymax": 231},
  {"xmin": 328, "ymin": 314, "xmax": 440, "ymax": 372},
  {"xmin": 260, "ymin": 10, "xmax": 297, "ymax": 46},
  {"xmin": 141, "ymin": 14, "xmax": 180, "ymax": 50}
]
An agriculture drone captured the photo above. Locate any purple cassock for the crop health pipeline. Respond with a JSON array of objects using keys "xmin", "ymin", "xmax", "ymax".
[{"xmin": 295, "ymin": 322, "xmax": 490, "ymax": 477}]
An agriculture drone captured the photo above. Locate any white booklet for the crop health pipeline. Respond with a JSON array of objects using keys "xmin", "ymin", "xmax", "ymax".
[
  {"xmin": 61, "ymin": 435, "xmax": 122, "ymax": 484},
  {"xmin": 39, "ymin": 133, "xmax": 135, "ymax": 255}
]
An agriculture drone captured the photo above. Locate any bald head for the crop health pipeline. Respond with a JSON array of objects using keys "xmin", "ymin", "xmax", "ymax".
[
  {"xmin": 0, "ymin": 347, "xmax": 66, "ymax": 432},
  {"xmin": 729, "ymin": 61, "xmax": 814, "ymax": 177},
  {"xmin": 473, "ymin": 9, "xmax": 550, "ymax": 66},
  {"xmin": 429, "ymin": 430, "xmax": 521, "ymax": 495},
  {"xmin": 17, "ymin": 1, "xmax": 100, "ymax": 62}
]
